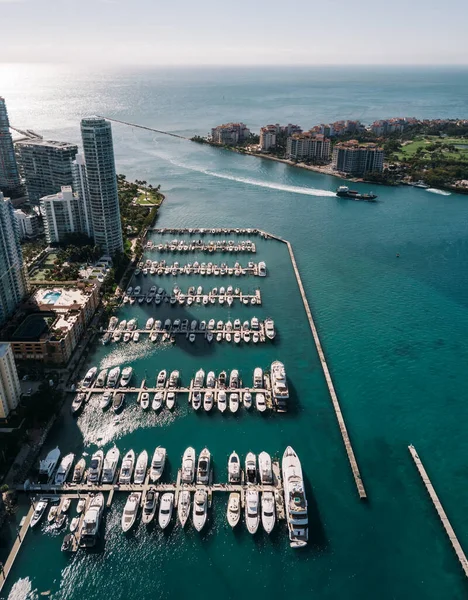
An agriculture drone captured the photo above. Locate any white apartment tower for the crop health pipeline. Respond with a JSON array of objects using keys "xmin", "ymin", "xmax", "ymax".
[
  {"xmin": 0, "ymin": 343, "xmax": 21, "ymax": 419},
  {"xmin": 40, "ymin": 186, "xmax": 83, "ymax": 244}
]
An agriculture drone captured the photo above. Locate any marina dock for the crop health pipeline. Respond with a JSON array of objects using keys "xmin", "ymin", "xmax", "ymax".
[
  {"xmin": 121, "ymin": 289, "xmax": 262, "ymax": 307},
  {"xmin": 140, "ymin": 262, "xmax": 262, "ymax": 277},
  {"xmin": 0, "ymin": 505, "xmax": 34, "ymax": 593},
  {"xmin": 145, "ymin": 240, "xmax": 256, "ymax": 253}
]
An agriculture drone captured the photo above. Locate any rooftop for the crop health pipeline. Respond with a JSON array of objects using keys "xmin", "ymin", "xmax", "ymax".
[
  {"xmin": 15, "ymin": 138, "xmax": 77, "ymax": 150},
  {"xmin": 33, "ymin": 285, "xmax": 95, "ymax": 310}
]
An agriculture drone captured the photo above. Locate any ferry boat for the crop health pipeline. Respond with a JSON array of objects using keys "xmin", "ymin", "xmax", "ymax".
[
  {"xmin": 121, "ymin": 492, "xmax": 141, "ymax": 532},
  {"xmin": 82, "ymin": 367, "xmax": 97, "ymax": 388},
  {"xmin": 54, "ymin": 453, "xmax": 75, "ymax": 485},
  {"xmin": 87, "ymin": 450, "xmax": 104, "ymax": 485},
  {"xmin": 120, "ymin": 367, "xmax": 133, "ymax": 387},
  {"xmin": 72, "ymin": 458, "xmax": 86, "ymax": 484},
  {"xmin": 177, "ymin": 490, "xmax": 191, "ymax": 528},
  {"xmin": 102, "ymin": 447, "xmax": 120, "ymax": 484},
  {"xmin": 196, "ymin": 448, "xmax": 211, "ymax": 485},
  {"xmin": 30, "ymin": 499, "xmax": 48, "ymax": 528},
  {"xmin": 134, "ymin": 450, "xmax": 148, "ymax": 484},
  {"xmin": 107, "ymin": 367, "xmax": 121, "ymax": 388},
  {"xmin": 150, "ymin": 447, "xmax": 166, "ymax": 482},
  {"xmin": 38, "ymin": 447, "xmax": 61, "ymax": 483},
  {"xmin": 79, "ymin": 493, "xmax": 104, "ymax": 547},
  {"xmin": 245, "ymin": 489, "xmax": 260, "ymax": 534},
  {"xmin": 261, "ymin": 491, "xmax": 276, "ymax": 534},
  {"xmin": 181, "ymin": 447, "xmax": 196, "ymax": 483},
  {"xmin": 336, "ymin": 185, "xmax": 377, "ymax": 201},
  {"xmin": 142, "ymin": 489, "xmax": 158, "ymax": 524},
  {"xmin": 271, "ymin": 361, "xmax": 289, "ymax": 412},
  {"xmin": 158, "ymin": 493, "xmax": 174, "ymax": 529},
  {"xmin": 282, "ymin": 446, "xmax": 308, "ymax": 548},
  {"xmin": 119, "ymin": 450, "xmax": 135, "ymax": 484},
  {"xmin": 258, "ymin": 451, "xmax": 273, "ymax": 484},
  {"xmin": 193, "ymin": 489, "xmax": 208, "ymax": 532},
  {"xmin": 228, "ymin": 451, "xmax": 241, "ymax": 483},
  {"xmin": 227, "ymin": 493, "xmax": 240, "ymax": 527}
]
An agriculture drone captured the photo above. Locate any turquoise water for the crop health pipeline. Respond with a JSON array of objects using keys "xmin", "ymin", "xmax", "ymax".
[
  {"xmin": 1, "ymin": 66, "xmax": 468, "ymax": 599},
  {"xmin": 42, "ymin": 291, "xmax": 62, "ymax": 304}
]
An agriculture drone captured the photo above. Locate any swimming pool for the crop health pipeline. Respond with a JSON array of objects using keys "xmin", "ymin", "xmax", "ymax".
[{"xmin": 43, "ymin": 290, "xmax": 62, "ymax": 304}]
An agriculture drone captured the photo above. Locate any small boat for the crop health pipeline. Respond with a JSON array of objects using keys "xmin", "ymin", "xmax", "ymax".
[
  {"xmin": 132, "ymin": 331, "xmax": 140, "ymax": 342},
  {"xmin": 189, "ymin": 333, "xmax": 196, "ymax": 343},
  {"xmin": 107, "ymin": 366, "xmax": 121, "ymax": 387},
  {"xmin": 96, "ymin": 369, "xmax": 108, "ymax": 387},
  {"xmin": 192, "ymin": 489, "xmax": 208, "ymax": 532},
  {"xmin": 102, "ymin": 447, "xmax": 120, "ymax": 484},
  {"xmin": 47, "ymin": 505, "xmax": 58, "ymax": 524},
  {"xmin": 71, "ymin": 393, "xmax": 85, "ymax": 415},
  {"xmin": 69, "ymin": 517, "xmax": 79, "ymax": 533},
  {"xmin": 264, "ymin": 318, "xmax": 276, "ymax": 340},
  {"xmin": 112, "ymin": 393, "xmax": 125, "ymax": 413},
  {"xmin": 259, "ymin": 451, "xmax": 273, "ymax": 484},
  {"xmin": 217, "ymin": 390, "xmax": 227, "ymax": 413},
  {"xmin": 234, "ymin": 332, "xmax": 241, "ymax": 344},
  {"xmin": 261, "ymin": 491, "xmax": 276, "ymax": 534},
  {"xmin": 203, "ymin": 391, "xmax": 213, "ymax": 412},
  {"xmin": 99, "ymin": 390, "xmax": 112, "ymax": 410},
  {"xmin": 256, "ymin": 393, "xmax": 267, "ymax": 413},
  {"xmin": 181, "ymin": 447, "xmax": 196, "ymax": 483},
  {"xmin": 229, "ymin": 393, "xmax": 239, "ymax": 413},
  {"xmin": 245, "ymin": 452, "xmax": 257, "ymax": 484},
  {"xmin": 123, "ymin": 332, "xmax": 131, "ymax": 343},
  {"xmin": 196, "ymin": 448, "xmax": 211, "ymax": 485},
  {"xmin": 82, "ymin": 367, "xmax": 97, "ymax": 388},
  {"xmin": 134, "ymin": 450, "xmax": 148, "ymax": 484},
  {"xmin": 177, "ymin": 490, "xmax": 191, "ymax": 528},
  {"xmin": 120, "ymin": 367, "xmax": 133, "ymax": 387},
  {"xmin": 30, "ymin": 499, "xmax": 48, "ymax": 528},
  {"xmin": 152, "ymin": 392, "xmax": 163, "ymax": 411},
  {"xmin": 55, "ymin": 513, "xmax": 66, "ymax": 529},
  {"xmin": 140, "ymin": 392, "xmax": 150, "ymax": 410},
  {"xmin": 243, "ymin": 391, "xmax": 252, "ymax": 409},
  {"xmin": 157, "ymin": 369, "xmax": 167, "ymax": 388},
  {"xmin": 72, "ymin": 458, "xmax": 86, "ymax": 484},
  {"xmin": 87, "ymin": 450, "xmax": 104, "ymax": 485},
  {"xmin": 77, "ymin": 498, "xmax": 86, "ymax": 514},
  {"xmin": 228, "ymin": 451, "xmax": 241, "ymax": 483},
  {"xmin": 258, "ymin": 261, "xmax": 267, "ymax": 276},
  {"xmin": 253, "ymin": 367, "xmax": 263, "ymax": 388},
  {"xmin": 218, "ymin": 371, "xmax": 227, "ymax": 388},
  {"xmin": 245, "ymin": 489, "xmax": 260, "ymax": 534},
  {"xmin": 158, "ymin": 493, "xmax": 174, "ymax": 529},
  {"xmin": 227, "ymin": 493, "xmax": 240, "ymax": 528},
  {"xmin": 229, "ymin": 370, "xmax": 239, "ymax": 389},
  {"xmin": 119, "ymin": 450, "xmax": 136, "ymax": 484},
  {"xmin": 206, "ymin": 371, "xmax": 215, "ymax": 388},
  {"xmin": 61, "ymin": 534, "xmax": 74, "ymax": 552},
  {"xmin": 166, "ymin": 391, "xmax": 176, "ymax": 410},
  {"xmin": 150, "ymin": 447, "xmax": 166, "ymax": 482},
  {"xmin": 54, "ymin": 453, "xmax": 75, "ymax": 485},
  {"xmin": 60, "ymin": 498, "xmax": 71, "ymax": 513},
  {"xmin": 121, "ymin": 492, "xmax": 141, "ymax": 532},
  {"xmin": 169, "ymin": 370, "xmax": 179, "ymax": 387},
  {"xmin": 142, "ymin": 489, "xmax": 159, "ymax": 524}
]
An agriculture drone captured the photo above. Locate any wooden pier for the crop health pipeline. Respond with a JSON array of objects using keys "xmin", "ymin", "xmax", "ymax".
[
  {"xmin": 0, "ymin": 504, "xmax": 34, "ymax": 592},
  {"xmin": 408, "ymin": 445, "xmax": 468, "ymax": 578}
]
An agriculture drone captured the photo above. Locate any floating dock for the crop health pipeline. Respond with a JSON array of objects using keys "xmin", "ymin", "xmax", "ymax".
[
  {"xmin": 0, "ymin": 504, "xmax": 34, "ymax": 592},
  {"xmin": 138, "ymin": 262, "xmax": 262, "ymax": 277}
]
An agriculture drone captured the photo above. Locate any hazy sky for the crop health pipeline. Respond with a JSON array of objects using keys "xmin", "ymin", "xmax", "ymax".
[{"xmin": 1, "ymin": 0, "xmax": 467, "ymax": 65}]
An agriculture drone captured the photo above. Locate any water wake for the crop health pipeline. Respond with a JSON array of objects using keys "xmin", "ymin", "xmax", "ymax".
[{"xmin": 426, "ymin": 188, "xmax": 451, "ymax": 196}]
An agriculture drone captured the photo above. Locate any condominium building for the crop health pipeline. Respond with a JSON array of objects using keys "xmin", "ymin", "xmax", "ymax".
[
  {"xmin": 72, "ymin": 153, "xmax": 93, "ymax": 238},
  {"xmin": 0, "ymin": 343, "xmax": 21, "ymax": 419},
  {"xmin": 0, "ymin": 97, "xmax": 23, "ymax": 199},
  {"xmin": 259, "ymin": 125, "xmax": 277, "ymax": 151},
  {"xmin": 14, "ymin": 209, "xmax": 40, "ymax": 240},
  {"xmin": 332, "ymin": 141, "xmax": 384, "ymax": 175},
  {"xmin": 15, "ymin": 138, "xmax": 78, "ymax": 203},
  {"xmin": 40, "ymin": 186, "xmax": 84, "ymax": 244},
  {"xmin": 80, "ymin": 117, "xmax": 123, "ymax": 255},
  {"xmin": 211, "ymin": 123, "xmax": 251, "ymax": 145},
  {"xmin": 0, "ymin": 192, "xmax": 27, "ymax": 327},
  {"xmin": 286, "ymin": 133, "xmax": 331, "ymax": 161}
]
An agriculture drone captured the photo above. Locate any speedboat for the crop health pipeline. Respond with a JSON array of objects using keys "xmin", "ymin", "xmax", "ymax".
[
  {"xmin": 54, "ymin": 453, "xmax": 75, "ymax": 485},
  {"xmin": 264, "ymin": 318, "xmax": 276, "ymax": 340},
  {"xmin": 203, "ymin": 391, "xmax": 214, "ymax": 412},
  {"xmin": 72, "ymin": 458, "xmax": 86, "ymax": 484},
  {"xmin": 134, "ymin": 450, "xmax": 148, "ymax": 484},
  {"xmin": 71, "ymin": 393, "xmax": 85, "ymax": 415},
  {"xmin": 99, "ymin": 391, "xmax": 112, "ymax": 411},
  {"xmin": 227, "ymin": 493, "xmax": 240, "ymax": 528},
  {"xmin": 119, "ymin": 450, "xmax": 135, "ymax": 484},
  {"xmin": 157, "ymin": 370, "xmax": 167, "ymax": 388},
  {"xmin": 47, "ymin": 504, "xmax": 58, "ymax": 524},
  {"xmin": 166, "ymin": 391, "xmax": 176, "ymax": 410},
  {"xmin": 60, "ymin": 498, "xmax": 71, "ymax": 513},
  {"xmin": 258, "ymin": 261, "xmax": 266, "ymax": 276},
  {"xmin": 145, "ymin": 317, "xmax": 155, "ymax": 330},
  {"xmin": 194, "ymin": 369, "xmax": 205, "ymax": 388},
  {"xmin": 192, "ymin": 489, "xmax": 208, "ymax": 532},
  {"xmin": 120, "ymin": 367, "xmax": 133, "ymax": 387},
  {"xmin": 256, "ymin": 393, "xmax": 267, "ymax": 413},
  {"xmin": 30, "ymin": 499, "xmax": 48, "ymax": 528},
  {"xmin": 107, "ymin": 366, "xmax": 121, "ymax": 388},
  {"xmin": 96, "ymin": 369, "xmax": 108, "ymax": 387},
  {"xmin": 140, "ymin": 392, "xmax": 150, "ymax": 410},
  {"xmin": 149, "ymin": 447, "xmax": 166, "ymax": 482},
  {"xmin": 79, "ymin": 493, "xmax": 104, "ymax": 548},
  {"xmin": 152, "ymin": 392, "xmax": 163, "ymax": 411},
  {"xmin": 271, "ymin": 360, "xmax": 289, "ymax": 412},
  {"xmin": 87, "ymin": 450, "xmax": 104, "ymax": 485},
  {"xmin": 217, "ymin": 390, "xmax": 227, "ymax": 413},
  {"xmin": 282, "ymin": 446, "xmax": 308, "ymax": 548},
  {"xmin": 121, "ymin": 492, "xmax": 141, "ymax": 532},
  {"xmin": 261, "ymin": 491, "xmax": 276, "ymax": 534},
  {"xmin": 142, "ymin": 489, "xmax": 159, "ymax": 524},
  {"xmin": 102, "ymin": 447, "xmax": 120, "ymax": 484},
  {"xmin": 169, "ymin": 370, "xmax": 179, "ymax": 387},
  {"xmin": 245, "ymin": 452, "xmax": 257, "ymax": 484},
  {"xmin": 69, "ymin": 517, "xmax": 79, "ymax": 533},
  {"xmin": 229, "ymin": 393, "xmax": 239, "ymax": 413},
  {"xmin": 158, "ymin": 493, "xmax": 174, "ymax": 529},
  {"xmin": 112, "ymin": 393, "xmax": 125, "ymax": 413},
  {"xmin": 206, "ymin": 371, "xmax": 215, "ymax": 388},
  {"xmin": 245, "ymin": 489, "xmax": 260, "ymax": 534},
  {"xmin": 253, "ymin": 367, "xmax": 263, "ymax": 388},
  {"xmin": 192, "ymin": 391, "xmax": 202, "ymax": 410},
  {"xmin": 177, "ymin": 490, "xmax": 191, "ymax": 528},
  {"xmin": 228, "ymin": 451, "xmax": 241, "ymax": 483},
  {"xmin": 181, "ymin": 447, "xmax": 196, "ymax": 483},
  {"xmin": 234, "ymin": 331, "xmax": 241, "ymax": 344},
  {"xmin": 82, "ymin": 367, "xmax": 97, "ymax": 388},
  {"xmin": 218, "ymin": 371, "xmax": 227, "ymax": 388},
  {"xmin": 259, "ymin": 451, "xmax": 273, "ymax": 484},
  {"xmin": 243, "ymin": 391, "xmax": 252, "ymax": 409},
  {"xmin": 77, "ymin": 498, "xmax": 86, "ymax": 514},
  {"xmin": 229, "ymin": 370, "xmax": 239, "ymax": 389},
  {"xmin": 196, "ymin": 448, "xmax": 211, "ymax": 485}
]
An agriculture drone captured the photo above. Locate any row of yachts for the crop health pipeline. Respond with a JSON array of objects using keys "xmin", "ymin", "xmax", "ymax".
[
  {"xmin": 145, "ymin": 239, "xmax": 256, "ymax": 253},
  {"xmin": 30, "ymin": 447, "xmax": 308, "ymax": 547},
  {"xmin": 135, "ymin": 260, "xmax": 266, "ymax": 277},
  {"xmin": 122, "ymin": 284, "xmax": 260, "ymax": 307},
  {"xmin": 151, "ymin": 228, "xmax": 262, "ymax": 236}
]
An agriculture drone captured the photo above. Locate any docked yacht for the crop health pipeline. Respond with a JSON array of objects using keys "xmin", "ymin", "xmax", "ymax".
[
  {"xmin": 38, "ymin": 447, "xmax": 61, "ymax": 483},
  {"xmin": 71, "ymin": 393, "xmax": 85, "ymax": 415},
  {"xmin": 149, "ymin": 447, "xmax": 166, "ymax": 482},
  {"xmin": 245, "ymin": 452, "xmax": 257, "ymax": 484},
  {"xmin": 193, "ymin": 489, "xmax": 208, "ymax": 532},
  {"xmin": 102, "ymin": 447, "xmax": 120, "ymax": 484},
  {"xmin": 142, "ymin": 489, "xmax": 158, "ymax": 524},
  {"xmin": 72, "ymin": 458, "xmax": 86, "ymax": 484},
  {"xmin": 140, "ymin": 392, "xmax": 150, "ymax": 410},
  {"xmin": 166, "ymin": 391, "xmax": 176, "ymax": 410},
  {"xmin": 217, "ymin": 390, "xmax": 227, "ymax": 413},
  {"xmin": 256, "ymin": 393, "xmax": 267, "ymax": 413},
  {"xmin": 152, "ymin": 392, "xmax": 163, "ymax": 411},
  {"xmin": 119, "ymin": 450, "xmax": 135, "ymax": 484},
  {"xmin": 134, "ymin": 450, "xmax": 148, "ymax": 484},
  {"xmin": 107, "ymin": 367, "xmax": 121, "ymax": 388},
  {"xmin": 157, "ymin": 370, "xmax": 167, "ymax": 388},
  {"xmin": 96, "ymin": 369, "xmax": 108, "ymax": 388},
  {"xmin": 30, "ymin": 499, "xmax": 48, "ymax": 528},
  {"xmin": 271, "ymin": 360, "xmax": 289, "ymax": 412},
  {"xmin": 82, "ymin": 367, "xmax": 97, "ymax": 388},
  {"xmin": 259, "ymin": 451, "xmax": 273, "ymax": 484},
  {"xmin": 253, "ymin": 367, "xmax": 263, "ymax": 388},
  {"xmin": 79, "ymin": 493, "xmax": 104, "ymax": 548},
  {"xmin": 227, "ymin": 493, "xmax": 241, "ymax": 527},
  {"xmin": 69, "ymin": 516, "xmax": 79, "ymax": 533},
  {"xmin": 203, "ymin": 391, "xmax": 214, "ymax": 412},
  {"xmin": 258, "ymin": 261, "xmax": 267, "ymax": 277},
  {"xmin": 261, "ymin": 491, "xmax": 276, "ymax": 534},
  {"xmin": 112, "ymin": 393, "xmax": 125, "ymax": 413},
  {"xmin": 206, "ymin": 371, "xmax": 215, "ymax": 388},
  {"xmin": 196, "ymin": 448, "xmax": 211, "ymax": 485},
  {"xmin": 54, "ymin": 453, "xmax": 75, "ymax": 485},
  {"xmin": 181, "ymin": 447, "xmax": 196, "ymax": 483},
  {"xmin": 177, "ymin": 490, "xmax": 191, "ymax": 528},
  {"xmin": 245, "ymin": 489, "xmax": 260, "ymax": 534},
  {"xmin": 194, "ymin": 369, "xmax": 205, "ymax": 388},
  {"xmin": 87, "ymin": 450, "xmax": 104, "ymax": 485},
  {"xmin": 192, "ymin": 391, "xmax": 202, "ymax": 410},
  {"xmin": 243, "ymin": 391, "xmax": 252, "ymax": 409},
  {"xmin": 121, "ymin": 492, "xmax": 141, "ymax": 532},
  {"xmin": 146, "ymin": 317, "xmax": 155, "ymax": 330},
  {"xmin": 228, "ymin": 451, "xmax": 241, "ymax": 483},
  {"xmin": 77, "ymin": 498, "xmax": 86, "ymax": 514},
  {"xmin": 217, "ymin": 371, "xmax": 227, "ymax": 388},
  {"xmin": 229, "ymin": 393, "xmax": 239, "ymax": 413},
  {"xmin": 229, "ymin": 370, "xmax": 239, "ymax": 389},
  {"xmin": 264, "ymin": 318, "xmax": 276, "ymax": 340},
  {"xmin": 168, "ymin": 370, "xmax": 179, "ymax": 388},
  {"xmin": 282, "ymin": 446, "xmax": 308, "ymax": 548},
  {"xmin": 120, "ymin": 367, "xmax": 133, "ymax": 387},
  {"xmin": 158, "ymin": 493, "xmax": 174, "ymax": 529}
]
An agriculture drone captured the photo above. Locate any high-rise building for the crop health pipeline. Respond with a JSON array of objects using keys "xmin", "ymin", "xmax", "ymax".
[
  {"xmin": 72, "ymin": 154, "xmax": 93, "ymax": 238},
  {"xmin": 15, "ymin": 138, "xmax": 78, "ymax": 203},
  {"xmin": 211, "ymin": 123, "xmax": 251, "ymax": 145},
  {"xmin": 14, "ymin": 209, "xmax": 40, "ymax": 240},
  {"xmin": 0, "ymin": 343, "xmax": 21, "ymax": 419},
  {"xmin": 286, "ymin": 133, "xmax": 331, "ymax": 161},
  {"xmin": 332, "ymin": 141, "xmax": 384, "ymax": 175},
  {"xmin": 259, "ymin": 126, "xmax": 277, "ymax": 151},
  {"xmin": 0, "ymin": 192, "xmax": 27, "ymax": 326},
  {"xmin": 0, "ymin": 97, "xmax": 23, "ymax": 199},
  {"xmin": 80, "ymin": 117, "xmax": 123, "ymax": 255},
  {"xmin": 40, "ymin": 186, "xmax": 85, "ymax": 244}
]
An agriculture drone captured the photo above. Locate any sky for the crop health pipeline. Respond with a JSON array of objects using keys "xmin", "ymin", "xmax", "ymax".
[{"xmin": 1, "ymin": 0, "xmax": 467, "ymax": 66}]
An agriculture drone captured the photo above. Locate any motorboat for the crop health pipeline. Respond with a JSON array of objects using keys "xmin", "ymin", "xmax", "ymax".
[
  {"xmin": 152, "ymin": 392, "xmax": 163, "ymax": 411},
  {"xmin": 157, "ymin": 370, "xmax": 167, "ymax": 388},
  {"xmin": 251, "ymin": 317, "xmax": 259, "ymax": 330},
  {"xmin": 181, "ymin": 447, "xmax": 196, "ymax": 483},
  {"xmin": 69, "ymin": 517, "xmax": 79, "ymax": 533},
  {"xmin": 258, "ymin": 261, "xmax": 267, "ymax": 276},
  {"xmin": 227, "ymin": 493, "xmax": 240, "ymax": 527},
  {"xmin": 72, "ymin": 458, "xmax": 86, "ymax": 484},
  {"xmin": 123, "ymin": 332, "xmax": 131, "ymax": 343},
  {"xmin": 271, "ymin": 360, "xmax": 289, "ymax": 412},
  {"xmin": 245, "ymin": 452, "xmax": 257, "ymax": 484},
  {"xmin": 71, "ymin": 393, "xmax": 85, "ymax": 415},
  {"xmin": 120, "ymin": 367, "xmax": 133, "ymax": 387},
  {"xmin": 150, "ymin": 331, "xmax": 159, "ymax": 343},
  {"xmin": 38, "ymin": 448, "xmax": 61, "ymax": 484},
  {"xmin": 107, "ymin": 367, "xmax": 121, "ymax": 388},
  {"xmin": 158, "ymin": 493, "xmax": 174, "ymax": 529},
  {"xmin": 243, "ymin": 391, "xmax": 252, "ymax": 409},
  {"xmin": 243, "ymin": 331, "xmax": 251, "ymax": 343},
  {"xmin": 208, "ymin": 319, "xmax": 215, "ymax": 330},
  {"xmin": 119, "ymin": 450, "xmax": 135, "ymax": 484},
  {"xmin": 234, "ymin": 331, "xmax": 241, "ymax": 344},
  {"xmin": 30, "ymin": 499, "xmax": 48, "ymax": 528},
  {"xmin": 218, "ymin": 371, "xmax": 227, "ymax": 388},
  {"xmin": 192, "ymin": 489, "xmax": 208, "ymax": 532},
  {"xmin": 87, "ymin": 450, "xmax": 104, "ymax": 485},
  {"xmin": 217, "ymin": 390, "xmax": 227, "ymax": 413},
  {"xmin": 229, "ymin": 370, "xmax": 239, "ymax": 389},
  {"xmin": 132, "ymin": 331, "xmax": 140, "ymax": 342},
  {"xmin": 112, "ymin": 393, "xmax": 125, "ymax": 413},
  {"xmin": 253, "ymin": 367, "xmax": 263, "ymax": 389},
  {"xmin": 54, "ymin": 453, "xmax": 75, "ymax": 485},
  {"xmin": 264, "ymin": 318, "xmax": 276, "ymax": 340},
  {"xmin": 194, "ymin": 369, "xmax": 205, "ymax": 388},
  {"xmin": 196, "ymin": 448, "xmax": 211, "ymax": 485},
  {"xmin": 282, "ymin": 446, "xmax": 308, "ymax": 548},
  {"xmin": 82, "ymin": 367, "xmax": 97, "ymax": 388},
  {"xmin": 102, "ymin": 447, "xmax": 120, "ymax": 484},
  {"xmin": 121, "ymin": 492, "xmax": 141, "ymax": 532},
  {"xmin": 166, "ymin": 391, "xmax": 176, "ymax": 410},
  {"xmin": 245, "ymin": 489, "xmax": 260, "ymax": 534},
  {"xmin": 108, "ymin": 316, "xmax": 119, "ymax": 331},
  {"xmin": 256, "ymin": 393, "xmax": 267, "ymax": 413},
  {"xmin": 233, "ymin": 319, "xmax": 241, "ymax": 330},
  {"xmin": 206, "ymin": 371, "xmax": 215, "ymax": 388},
  {"xmin": 140, "ymin": 392, "xmax": 150, "ymax": 410},
  {"xmin": 127, "ymin": 318, "xmax": 138, "ymax": 330},
  {"xmin": 134, "ymin": 450, "xmax": 149, "ymax": 484},
  {"xmin": 79, "ymin": 493, "xmax": 104, "ymax": 548},
  {"xmin": 216, "ymin": 320, "xmax": 223, "ymax": 331},
  {"xmin": 60, "ymin": 497, "xmax": 71, "ymax": 513},
  {"xmin": 169, "ymin": 370, "xmax": 179, "ymax": 387},
  {"xmin": 47, "ymin": 504, "xmax": 58, "ymax": 524},
  {"xmin": 261, "ymin": 491, "xmax": 276, "ymax": 534},
  {"xmin": 259, "ymin": 451, "xmax": 273, "ymax": 484},
  {"xmin": 142, "ymin": 489, "xmax": 159, "ymax": 524},
  {"xmin": 203, "ymin": 391, "xmax": 214, "ymax": 412},
  {"xmin": 112, "ymin": 330, "xmax": 122, "ymax": 342},
  {"xmin": 229, "ymin": 393, "xmax": 239, "ymax": 413},
  {"xmin": 145, "ymin": 317, "xmax": 155, "ymax": 330},
  {"xmin": 77, "ymin": 498, "xmax": 86, "ymax": 514},
  {"xmin": 150, "ymin": 447, "xmax": 166, "ymax": 482},
  {"xmin": 228, "ymin": 451, "xmax": 241, "ymax": 483},
  {"xmin": 96, "ymin": 369, "xmax": 108, "ymax": 387},
  {"xmin": 177, "ymin": 490, "xmax": 191, "ymax": 528}
]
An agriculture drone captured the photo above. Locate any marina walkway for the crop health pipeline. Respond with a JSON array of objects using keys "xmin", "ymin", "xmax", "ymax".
[{"xmin": 0, "ymin": 505, "xmax": 34, "ymax": 593}]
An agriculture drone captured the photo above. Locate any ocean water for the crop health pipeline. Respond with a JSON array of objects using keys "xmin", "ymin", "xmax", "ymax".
[{"xmin": 1, "ymin": 65, "xmax": 468, "ymax": 599}]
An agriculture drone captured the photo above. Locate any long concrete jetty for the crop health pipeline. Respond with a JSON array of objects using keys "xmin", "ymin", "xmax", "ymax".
[
  {"xmin": 408, "ymin": 444, "xmax": 468, "ymax": 578},
  {"xmin": 0, "ymin": 504, "xmax": 34, "ymax": 593},
  {"xmin": 97, "ymin": 116, "xmax": 189, "ymax": 140}
]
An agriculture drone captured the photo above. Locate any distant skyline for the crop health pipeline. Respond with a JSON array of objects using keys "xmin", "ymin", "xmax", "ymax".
[{"xmin": 1, "ymin": 0, "xmax": 467, "ymax": 66}]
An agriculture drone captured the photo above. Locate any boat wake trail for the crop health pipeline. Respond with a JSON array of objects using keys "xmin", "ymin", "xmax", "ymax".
[{"xmin": 426, "ymin": 188, "xmax": 451, "ymax": 196}]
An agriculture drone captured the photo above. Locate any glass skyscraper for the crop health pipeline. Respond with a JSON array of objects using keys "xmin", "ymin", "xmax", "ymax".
[{"xmin": 0, "ymin": 97, "xmax": 23, "ymax": 199}]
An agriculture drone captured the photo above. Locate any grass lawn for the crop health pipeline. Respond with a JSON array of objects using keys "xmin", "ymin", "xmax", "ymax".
[
  {"xmin": 397, "ymin": 137, "xmax": 468, "ymax": 162},
  {"xmin": 135, "ymin": 191, "xmax": 163, "ymax": 206}
]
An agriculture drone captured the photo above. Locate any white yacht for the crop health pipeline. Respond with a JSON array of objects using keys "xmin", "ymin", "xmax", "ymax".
[
  {"xmin": 203, "ymin": 391, "xmax": 214, "ymax": 412},
  {"xmin": 226, "ymin": 493, "xmax": 240, "ymax": 528},
  {"xmin": 76, "ymin": 498, "xmax": 86, "ymax": 514},
  {"xmin": 145, "ymin": 317, "xmax": 155, "ymax": 330},
  {"xmin": 261, "ymin": 491, "xmax": 276, "ymax": 534},
  {"xmin": 140, "ymin": 392, "xmax": 150, "ymax": 410},
  {"xmin": 229, "ymin": 393, "xmax": 239, "ymax": 413},
  {"xmin": 54, "ymin": 453, "xmax": 75, "ymax": 485},
  {"xmin": 72, "ymin": 458, "xmax": 86, "ymax": 484},
  {"xmin": 245, "ymin": 490, "xmax": 260, "ymax": 534},
  {"xmin": 192, "ymin": 489, "xmax": 208, "ymax": 532},
  {"xmin": 82, "ymin": 367, "xmax": 97, "ymax": 388},
  {"xmin": 258, "ymin": 451, "xmax": 273, "ymax": 484},
  {"xmin": 142, "ymin": 489, "xmax": 158, "ymax": 524},
  {"xmin": 152, "ymin": 392, "xmax": 163, "ymax": 411},
  {"xmin": 282, "ymin": 446, "xmax": 308, "ymax": 548},
  {"xmin": 256, "ymin": 393, "xmax": 267, "ymax": 413},
  {"xmin": 96, "ymin": 369, "xmax": 108, "ymax": 387},
  {"xmin": 121, "ymin": 492, "xmax": 141, "ymax": 532},
  {"xmin": 264, "ymin": 318, "xmax": 276, "ymax": 340},
  {"xmin": 30, "ymin": 499, "xmax": 48, "ymax": 528},
  {"xmin": 192, "ymin": 391, "xmax": 202, "ymax": 410},
  {"xmin": 169, "ymin": 370, "xmax": 179, "ymax": 388},
  {"xmin": 177, "ymin": 490, "xmax": 191, "ymax": 528},
  {"xmin": 253, "ymin": 367, "xmax": 263, "ymax": 388},
  {"xmin": 150, "ymin": 447, "xmax": 166, "ymax": 482},
  {"xmin": 71, "ymin": 393, "xmax": 85, "ymax": 415},
  {"xmin": 157, "ymin": 370, "xmax": 167, "ymax": 388},
  {"xmin": 69, "ymin": 517, "xmax": 79, "ymax": 533},
  {"xmin": 228, "ymin": 451, "xmax": 241, "ymax": 483},
  {"xmin": 271, "ymin": 360, "xmax": 289, "ymax": 412},
  {"xmin": 217, "ymin": 390, "xmax": 227, "ymax": 413},
  {"xmin": 258, "ymin": 261, "xmax": 267, "ymax": 276},
  {"xmin": 181, "ymin": 447, "xmax": 196, "ymax": 484},
  {"xmin": 243, "ymin": 391, "xmax": 252, "ymax": 409},
  {"xmin": 87, "ymin": 450, "xmax": 104, "ymax": 485},
  {"xmin": 120, "ymin": 367, "xmax": 133, "ymax": 387},
  {"xmin": 107, "ymin": 367, "xmax": 121, "ymax": 388},
  {"xmin": 134, "ymin": 450, "xmax": 148, "ymax": 484},
  {"xmin": 102, "ymin": 447, "xmax": 120, "ymax": 484},
  {"xmin": 206, "ymin": 371, "xmax": 216, "ymax": 388},
  {"xmin": 245, "ymin": 452, "xmax": 257, "ymax": 484},
  {"xmin": 79, "ymin": 493, "xmax": 104, "ymax": 548},
  {"xmin": 158, "ymin": 493, "xmax": 174, "ymax": 529},
  {"xmin": 166, "ymin": 391, "xmax": 176, "ymax": 410},
  {"xmin": 196, "ymin": 448, "xmax": 211, "ymax": 485},
  {"xmin": 119, "ymin": 450, "xmax": 135, "ymax": 484},
  {"xmin": 229, "ymin": 370, "xmax": 239, "ymax": 389}
]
